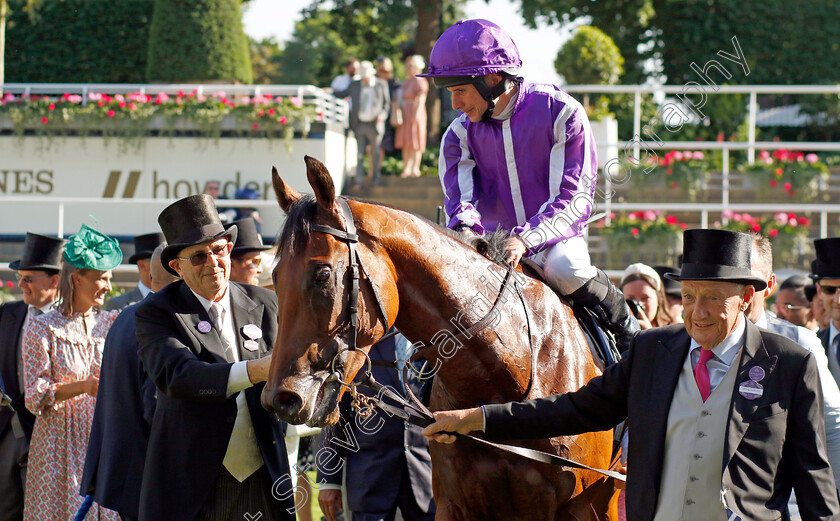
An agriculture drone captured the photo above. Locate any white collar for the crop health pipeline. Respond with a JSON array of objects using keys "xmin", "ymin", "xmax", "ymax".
[
  {"xmin": 830, "ymin": 320, "xmax": 840, "ymax": 347},
  {"xmin": 190, "ymin": 286, "xmax": 231, "ymax": 314},
  {"xmin": 138, "ymin": 281, "xmax": 153, "ymax": 298},
  {"xmin": 491, "ymin": 85, "xmax": 519, "ymax": 121},
  {"xmin": 689, "ymin": 312, "xmax": 747, "ymax": 366},
  {"xmin": 755, "ymin": 310, "xmax": 769, "ymax": 329}
]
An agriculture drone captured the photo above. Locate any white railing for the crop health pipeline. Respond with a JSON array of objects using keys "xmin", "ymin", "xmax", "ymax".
[{"xmin": 1, "ymin": 82, "xmax": 350, "ymax": 126}]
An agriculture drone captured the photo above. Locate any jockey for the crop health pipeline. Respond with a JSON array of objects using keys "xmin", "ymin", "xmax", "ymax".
[{"xmin": 420, "ymin": 19, "xmax": 638, "ymax": 348}]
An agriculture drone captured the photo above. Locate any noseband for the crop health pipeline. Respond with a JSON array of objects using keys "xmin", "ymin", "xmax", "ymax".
[{"xmin": 310, "ymin": 198, "xmax": 390, "ymax": 351}]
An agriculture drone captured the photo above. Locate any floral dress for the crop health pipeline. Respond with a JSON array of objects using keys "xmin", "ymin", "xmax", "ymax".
[{"xmin": 22, "ymin": 309, "xmax": 120, "ymax": 521}]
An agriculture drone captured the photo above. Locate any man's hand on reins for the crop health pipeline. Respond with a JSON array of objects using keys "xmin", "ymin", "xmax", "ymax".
[
  {"xmin": 422, "ymin": 407, "xmax": 484, "ymax": 444},
  {"xmin": 504, "ymin": 235, "xmax": 527, "ymax": 267}
]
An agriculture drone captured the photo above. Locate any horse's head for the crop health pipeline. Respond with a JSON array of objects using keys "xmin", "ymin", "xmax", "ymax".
[{"xmin": 262, "ymin": 156, "xmax": 397, "ymax": 426}]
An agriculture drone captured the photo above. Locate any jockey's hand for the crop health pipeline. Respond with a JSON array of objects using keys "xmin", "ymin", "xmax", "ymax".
[
  {"xmin": 504, "ymin": 236, "xmax": 527, "ymax": 267},
  {"xmin": 318, "ymin": 489, "xmax": 343, "ymax": 521},
  {"xmin": 422, "ymin": 407, "xmax": 484, "ymax": 444}
]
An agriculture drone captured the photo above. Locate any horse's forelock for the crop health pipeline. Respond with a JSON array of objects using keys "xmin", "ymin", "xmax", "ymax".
[{"xmin": 275, "ymin": 194, "xmax": 318, "ymax": 263}]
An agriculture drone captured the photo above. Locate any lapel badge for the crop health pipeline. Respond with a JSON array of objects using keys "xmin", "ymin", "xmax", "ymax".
[
  {"xmin": 748, "ymin": 366, "xmax": 765, "ymax": 382},
  {"xmin": 739, "ymin": 380, "xmax": 763, "ymax": 400},
  {"xmin": 197, "ymin": 321, "xmax": 212, "ymax": 333},
  {"xmin": 242, "ymin": 324, "xmax": 263, "ymax": 340},
  {"xmin": 243, "ymin": 339, "xmax": 260, "ymax": 351}
]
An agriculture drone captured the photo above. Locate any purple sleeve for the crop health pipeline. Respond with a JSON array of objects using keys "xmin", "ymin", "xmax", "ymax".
[
  {"xmin": 439, "ymin": 120, "xmax": 485, "ymax": 235},
  {"xmin": 515, "ymin": 104, "xmax": 598, "ymax": 254}
]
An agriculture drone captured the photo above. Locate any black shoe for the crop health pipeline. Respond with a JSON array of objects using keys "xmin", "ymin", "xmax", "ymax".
[{"xmin": 568, "ymin": 270, "xmax": 639, "ymax": 352}]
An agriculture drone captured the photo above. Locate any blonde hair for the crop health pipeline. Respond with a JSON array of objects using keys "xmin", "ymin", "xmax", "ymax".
[{"xmin": 406, "ymin": 54, "xmax": 426, "ymax": 72}]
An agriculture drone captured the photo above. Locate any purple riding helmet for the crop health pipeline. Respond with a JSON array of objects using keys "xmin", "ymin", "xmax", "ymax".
[{"xmin": 419, "ymin": 19, "xmax": 523, "ymax": 121}]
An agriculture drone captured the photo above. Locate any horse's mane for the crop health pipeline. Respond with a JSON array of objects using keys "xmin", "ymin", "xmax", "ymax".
[{"xmin": 275, "ymin": 195, "xmax": 509, "ymax": 265}]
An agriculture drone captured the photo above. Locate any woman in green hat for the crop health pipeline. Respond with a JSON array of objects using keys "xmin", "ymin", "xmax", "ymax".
[{"xmin": 21, "ymin": 225, "xmax": 122, "ymax": 521}]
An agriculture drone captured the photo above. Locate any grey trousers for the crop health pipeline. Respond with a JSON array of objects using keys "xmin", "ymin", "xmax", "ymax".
[
  {"xmin": 0, "ymin": 426, "xmax": 28, "ymax": 521},
  {"xmin": 194, "ymin": 466, "xmax": 286, "ymax": 521},
  {"xmin": 354, "ymin": 121, "xmax": 384, "ymax": 185}
]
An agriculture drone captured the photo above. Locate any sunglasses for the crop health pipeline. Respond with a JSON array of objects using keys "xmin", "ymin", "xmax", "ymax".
[
  {"xmin": 235, "ymin": 256, "xmax": 262, "ymax": 269},
  {"xmin": 780, "ymin": 303, "xmax": 809, "ymax": 311},
  {"xmin": 176, "ymin": 243, "xmax": 232, "ymax": 267},
  {"xmin": 820, "ymin": 285, "xmax": 840, "ymax": 296},
  {"xmin": 15, "ymin": 273, "xmax": 51, "ymax": 284}
]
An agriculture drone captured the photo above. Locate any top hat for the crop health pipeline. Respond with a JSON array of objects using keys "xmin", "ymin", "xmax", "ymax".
[
  {"xmin": 158, "ymin": 194, "xmax": 238, "ymax": 276},
  {"xmin": 653, "ymin": 265, "xmax": 682, "ymax": 297},
  {"xmin": 9, "ymin": 233, "xmax": 67, "ymax": 271},
  {"xmin": 664, "ymin": 229, "xmax": 767, "ymax": 290},
  {"xmin": 810, "ymin": 238, "xmax": 840, "ymax": 281},
  {"xmin": 128, "ymin": 232, "xmax": 166, "ymax": 264},
  {"xmin": 225, "ymin": 218, "xmax": 271, "ymax": 255}
]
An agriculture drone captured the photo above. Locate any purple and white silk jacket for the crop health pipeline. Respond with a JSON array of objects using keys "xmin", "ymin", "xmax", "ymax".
[{"xmin": 439, "ymin": 82, "xmax": 598, "ymax": 255}]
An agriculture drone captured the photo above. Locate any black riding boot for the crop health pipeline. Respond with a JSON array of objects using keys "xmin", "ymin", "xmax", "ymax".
[{"xmin": 568, "ymin": 269, "xmax": 639, "ymax": 352}]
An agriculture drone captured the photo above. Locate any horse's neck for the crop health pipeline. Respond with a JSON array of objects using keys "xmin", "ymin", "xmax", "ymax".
[{"xmin": 371, "ymin": 211, "xmax": 534, "ymax": 405}]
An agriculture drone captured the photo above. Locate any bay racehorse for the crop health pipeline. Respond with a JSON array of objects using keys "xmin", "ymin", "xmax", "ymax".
[{"xmin": 262, "ymin": 156, "xmax": 620, "ymax": 521}]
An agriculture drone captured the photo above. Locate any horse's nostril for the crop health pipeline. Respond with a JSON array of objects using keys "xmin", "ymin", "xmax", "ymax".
[{"xmin": 273, "ymin": 391, "xmax": 303, "ymax": 415}]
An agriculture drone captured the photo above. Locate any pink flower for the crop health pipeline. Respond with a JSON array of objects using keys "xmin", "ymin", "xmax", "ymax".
[
  {"xmin": 268, "ymin": 108, "xmax": 276, "ymax": 116},
  {"xmin": 775, "ymin": 212, "xmax": 787, "ymax": 225},
  {"xmin": 733, "ymin": 213, "xmax": 742, "ymax": 222},
  {"xmin": 742, "ymin": 213, "xmax": 754, "ymax": 223},
  {"xmin": 608, "ymin": 212, "xmax": 616, "ymax": 219},
  {"xmin": 48, "ymin": 103, "xmax": 55, "ymax": 111},
  {"xmin": 177, "ymin": 90, "xmax": 185, "ymax": 97},
  {"xmin": 670, "ymin": 181, "xmax": 678, "ymax": 188},
  {"xmin": 769, "ymin": 179, "xmax": 778, "ymax": 187},
  {"xmin": 666, "ymin": 168, "xmax": 672, "ymax": 175},
  {"xmin": 252, "ymin": 123, "xmax": 259, "ymax": 130},
  {"xmin": 279, "ymin": 116, "xmax": 288, "ymax": 124},
  {"xmin": 789, "ymin": 218, "xmax": 797, "ymax": 227},
  {"xmin": 683, "ymin": 151, "xmax": 692, "ymax": 159},
  {"xmin": 630, "ymin": 228, "xmax": 640, "ymax": 237},
  {"xmin": 722, "ymin": 209, "xmax": 734, "ymax": 219},
  {"xmin": 114, "ymin": 94, "xmax": 125, "ymax": 103},
  {"xmin": 107, "ymin": 110, "xmax": 116, "ymax": 118},
  {"xmin": 5, "ymin": 281, "xmax": 13, "ymax": 289},
  {"xmin": 797, "ymin": 216, "xmax": 810, "ymax": 225},
  {"xmin": 128, "ymin": 102, "xmax": 136, "ymax": 110},
  {"xmin": 762, "ymin": 157, "xmax": 773, "ymax": 165},
  {"xmin": 666, "ymin": 215, "xmax": 678, "ymax": 224},
  {"xmin": 806, "ymin": 153, "xmax": 819, "ymax": 164},
  {"xmin": 119, "ymin": 101, "xmax": 127, "ymax": 108},
  {"xmin": 97, "ymin": 101, "xmax": 105, "ymax": 108},
  {"xmin": 680, "ymin": 223, "xmax": 687, "ymax": 229},
  {"xmin": 211, "ymin": 90, "xmax": 227, "ymax": 99},
  {"xmin": 2, "ymin": 93, "xmax": 15, "ymax": 102},
  {"xmin": 643, "ymin": 210, "xmax": 657, "ymax": 221},
  {"xmin": 759, "ymin": 151, "xmax": 770, "ymax": 160},
  {"xmin": 783, "ymin": 182, "xmax": 792, "ymax": 191},
  {"xmin": 768, "ymin": 229, "xmax": 778, "ymax": 237},
  {"xmin": 40, "ymin": 117, "xmax": 48, "ymax": 124},
  {"xmin": 256, "ymin": 109, "xmax": 265, "ymax": 117},
  {"xmin": 290, "ymin": 96, "xmax": 304, "ymax": 108},
  {"xmin": 692, "ymin": 151, "xmax": 704, "ymax": 160},
  {"xmin": 672, "ymin": 151, "xmax": 684, "ymax": 161},
  {"xmin": 751, "ymin": 224, "xmax": 761, "ymax": 232},
  {"xmin": 155, "ymin": 92, "xmax": 170, "ymax": 104}
]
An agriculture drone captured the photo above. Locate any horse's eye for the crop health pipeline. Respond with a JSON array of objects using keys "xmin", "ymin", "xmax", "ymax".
[{"xmin": 314, "ymin": 267, "xmax": 331, "ymax": 284}]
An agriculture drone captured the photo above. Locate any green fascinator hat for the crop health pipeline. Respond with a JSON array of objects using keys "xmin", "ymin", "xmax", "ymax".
[{"xmin": 63, "ymin": 224, "xmax": 123, "ymax": 270}]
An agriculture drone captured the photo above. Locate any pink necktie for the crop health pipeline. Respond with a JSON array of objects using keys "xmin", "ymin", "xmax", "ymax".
[{"xmin": 694, "ymin": 349, "xmax": 714, "ymax": 402}]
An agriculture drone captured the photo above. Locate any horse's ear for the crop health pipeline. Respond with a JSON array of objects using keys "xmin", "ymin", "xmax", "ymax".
[
  {"xmin": 303, "ymin": 155, "xmax": 337, "ymax": 215},
  {"xmin": 272, "ymin": 166, "xmax": 301, "ymax": 213}
]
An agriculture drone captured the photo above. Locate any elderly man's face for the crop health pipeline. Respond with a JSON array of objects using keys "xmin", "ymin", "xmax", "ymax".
[
  {"xmin": 818, "ymin": 278, "xmax": 840, "ymax": 326},
  {"xmin": 170, "ymin": 237, "xmax": 232, "ymax": 301},
  {"xmin": 682, "ymin": 280, "xmax": 754, "ymax": 349}
]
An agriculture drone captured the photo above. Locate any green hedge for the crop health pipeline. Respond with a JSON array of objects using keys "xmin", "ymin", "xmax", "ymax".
[
  {"xmin": 5, "ymin": 0, "xmax": 155, "ymax": 83},
  {"xmin": 146, "ymin": 0, "xmax": 252, "ymax": 83}
]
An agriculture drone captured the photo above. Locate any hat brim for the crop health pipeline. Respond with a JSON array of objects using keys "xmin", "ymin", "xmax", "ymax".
[
  {"xmin": 127, "ymin": 251, "xmax": 156, "ymax": 264},
  {"xmin": 232, "ymin": 244, "xmax": 273, "ymax": 254},
  {"xmin": 161, "ymin": 226, "xmax": 238, "ymax": 277},
  {"xmin": 663, "ymin": 272, "xmax": 768, "ymax": 292},
  {"xmin": 8, "ymin": 259, "xmax": 62, "ymax": 271},
  {"xmin": 417, "ymin": 74, "xmax": 477, "ymax": 88}
]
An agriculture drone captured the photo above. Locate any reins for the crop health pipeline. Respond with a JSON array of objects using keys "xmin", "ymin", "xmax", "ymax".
[{"xmin": 311, "ymin": 197, "xmax": 624, "ymax": 482}]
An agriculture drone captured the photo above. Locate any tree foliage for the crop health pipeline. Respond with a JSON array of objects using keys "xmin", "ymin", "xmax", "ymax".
[
  {"xmin": 5, "ymin": 0, "xmax": 154, "ymax": 82},
  {"xmin": 146, "ymin": 0, "xmax": 252, "ymax": 83},
  {"xmin": 555, "ymin": 25, "xmax": 623, "ymax": 86}
]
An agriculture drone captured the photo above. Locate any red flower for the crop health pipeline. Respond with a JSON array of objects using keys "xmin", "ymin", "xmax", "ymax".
[
  {"xmin": 97, "ymin": 101, "xmax": 105, "ymax": 108},
  {"xmin": 787, "ymin": 212, "xmax": 796, "ymax": 219},
  {"xmin": 666, "ymin": 215, "xmax": 678, "ymax": 224},
  {"xmin": 751, "ymin": 224, "xmax": 761, "ymax": 232},
  {"xmin": 40, "ymin": 117, "xmax": 49, "ymax": 124},
  {"xmin": 775, "ymin": 168, "xmax": 783, "ymax": 177},
  {"xmin": 769, "ymin": 179, "xmax": 778, "ymax": 187},
  {"xmin": 107, "ymin": 110, "xmax": 116, "ymax": 118},
  {"xmin": 6, "ymin": 281, "xmax": 13, "ymax": 289},
  {"xmin": 797, "ymin": 216, "xmax": 810, "ymax": 225},
  {"xmin": 630, "ymin": 228, "xmax": 640, "ymax": 237},
  {"xmin": 268, "ymin": 108, "xmax": 276, "ymax": 116},
  {"xmin": 252, "ymin": 123, "xmax": 259, "ymax": 130},
  {"xmin": 666, "ymin": 169, "xmax": 672, "ymax": 175},
  {"xmin": 48, "ymin": 103, "xmax": 55, "ymax": 111},
  {"xmin": 119, "ymin": 101, "xmax": 127, "ymax": 108},
  {"xmin": 279, "ymin": 116, "xmax": 288, "ymax": 125},
  {"xmin": 768, "ymin": 229, "xmax": 779, "ymax": 237},
  {"xmin": 670, "ymin": 181, "xmax": 678, "ymax": 188},
  {"xmin": 679, "ymin": 223, "xmax": 687, "ymax": 229}
]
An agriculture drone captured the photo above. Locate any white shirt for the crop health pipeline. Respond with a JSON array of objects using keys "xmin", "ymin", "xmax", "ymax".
[
  {"xmin": 688, "ymin": 314, "xmax": 746, "ymax": 393},
  {"xmin": 190, "ymin": 288, "xmax": 252, "ymax": 396},
  {"xmin": 138, "ymin": 281, "xmax": 153, "ymax": 299}
]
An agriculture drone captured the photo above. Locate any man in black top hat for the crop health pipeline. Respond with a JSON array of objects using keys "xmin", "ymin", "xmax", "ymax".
[
  {"xmin": 224, "ymin": 218, "xmax": 271, "ymax": 287},
  {"xmin": 423, "ymin": 229, "xmax": 839, "ymax": 521},
  {"xmin": 812, "ymin": 238, "xmax": 840, "ymax": 387},
  {"xmin": 776, "ymin": 274, "xmax": 819, "ymax": 331},
  {"xmin": 105, "ymin": 232, "xmax": 165, "ymax": 311},
  {"xmin": 135, "ymin": 195, "xmax": 295, "ymax": 521},
  {"xmin": 0, "ymin": 232, "xmax": 65, "ymax": 521},
  {"xmin": 653, "ymin": 265, "xmax": 684, "ymax": 323}
]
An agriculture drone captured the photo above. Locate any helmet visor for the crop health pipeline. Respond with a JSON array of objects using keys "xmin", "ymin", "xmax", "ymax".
[{"xmin": 432, "ymin": 75, "xmax": 479, "ymax": 89}]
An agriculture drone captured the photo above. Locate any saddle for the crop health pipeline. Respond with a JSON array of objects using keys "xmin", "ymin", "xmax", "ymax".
[{"xmin": 519, "ymin": 259, "xmax": 622, "ymax": 369}]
